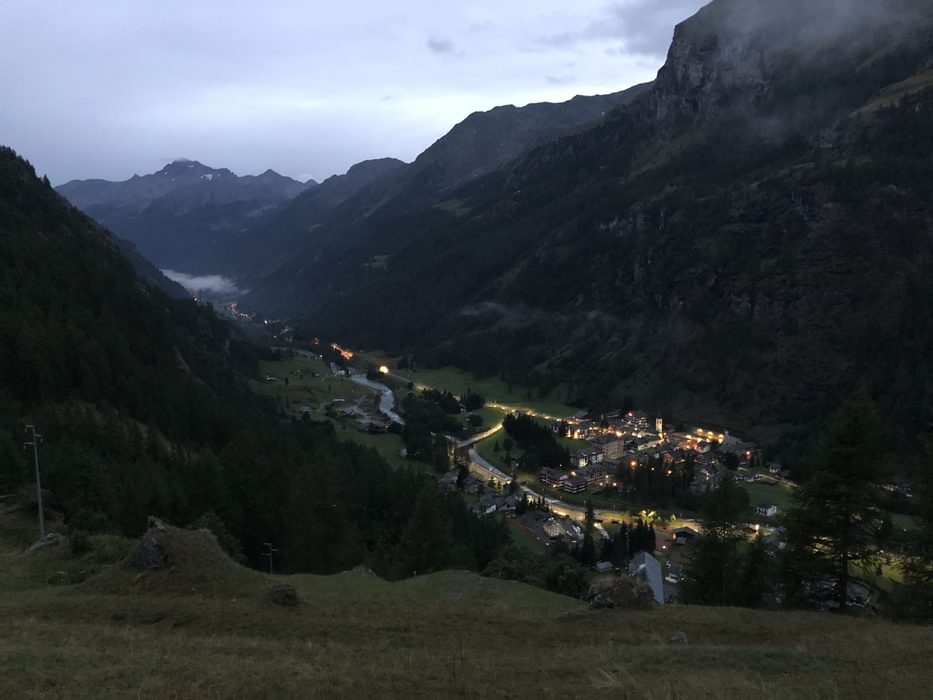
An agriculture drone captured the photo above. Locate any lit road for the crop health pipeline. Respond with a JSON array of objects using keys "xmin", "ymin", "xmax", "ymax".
[
  {"xmin": 467, "ymin": 448, "xmax": 511, "ymax": 485},
  {"xmin": 347, "ymin": 359, "xmax": 693, "ymax": 528},
  {"xmin": 458, "ymin": 423, "xmax": 503, "ymax": 448},
  {"xmin": 487, "ymin": 401, "xmax": 578, "ymax": 424}
]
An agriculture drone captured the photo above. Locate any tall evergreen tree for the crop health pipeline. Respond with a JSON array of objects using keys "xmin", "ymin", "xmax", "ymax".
[
  {"xmin": 395, "ymin": 480, "xmax": 454, "ymax": 577},
  {"xmin": 779, "ymin": 391, "xmax": 888, "ymax": 611},
  {"xmin": 682, "ymin": 474, "xmax": 748, "ymax": 606}
]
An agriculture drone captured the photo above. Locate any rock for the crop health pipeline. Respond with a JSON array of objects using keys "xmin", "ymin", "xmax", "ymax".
[
  {"xmin": 27, "ymin": 532, "xmax": 65, "ymax": 553},
  {"xmin": 587, "ymin": 574, "xmax": 656, "ymax": 610},
  {"xmin": 130, "ymin": 531, "xmax": 168, "ymax": 570},
  {"xmin": 47, "ymin": 570, "xmax": 71, "ymax": 585},
  {"xmin": 265, "ymin": 583, "xmax": 301, "ymax": 608}
]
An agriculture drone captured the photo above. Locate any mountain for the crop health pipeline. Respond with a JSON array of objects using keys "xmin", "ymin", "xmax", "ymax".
[
  {"xmin": 408, "ymin": 86, "xmax": 651, "ymax": 195},
  {"xmin": 56, "ymin": 160, "xmax": 314, "ymax": 275},
  {"xmin": 0, "ymin": 145, "xmax": 509, "ymax": 577},
  {"xmin": 222, "ymin": 157, "xmax": 408, "ymax": 278},
  {"xmin": 233, "ymin": 84, "xmax": 651, "ymax": 287},
  {"xmin": 263, "ymin": 0, "xmax": 933, "ymax": 456},
  {"xmin": 114, "ymin": 238, "xmax": 190, "ymax": 299}
]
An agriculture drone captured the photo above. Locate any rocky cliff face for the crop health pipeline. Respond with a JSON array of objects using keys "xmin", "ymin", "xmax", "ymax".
[{"xmin": 650, "ymin": 0, "xmax": 933, "ymax": 128}]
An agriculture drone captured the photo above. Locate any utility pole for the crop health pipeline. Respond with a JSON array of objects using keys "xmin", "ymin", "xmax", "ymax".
[
  {"xmin": 262, "ymin": 542, "xmax": 278, "ymax": 575},
  {"xmin": 23, "ymin": 425, "xmax": 45, "ymax": 538}
]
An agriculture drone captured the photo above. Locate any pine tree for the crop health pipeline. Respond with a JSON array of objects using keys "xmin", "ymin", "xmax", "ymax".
[
  {"xmin": 395, "ymin": 480, "xmax": 454, "ymax": 577},
  {"xmin": 610, "ymin": 523, "xmax": 629, "ymax": 566},
  {"xmin": 682, "ymin": 474, "xmax": 748, "ymax": 605},
  {"xmin": 780, "ymin": 391, "xmax": 888, "ymax": 611}
]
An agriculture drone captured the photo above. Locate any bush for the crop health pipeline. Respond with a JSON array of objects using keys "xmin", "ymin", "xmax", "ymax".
[{"xmin": 70, "ymin": 529, "xmax": 92, "ymax": 554}]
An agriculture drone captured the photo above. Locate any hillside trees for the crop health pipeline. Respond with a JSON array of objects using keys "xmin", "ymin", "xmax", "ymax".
[
  {"xmin": 682, "ymin": 474, "xmax": 771, "ymax": 607},
  {"xmin": 894, "ymin": 437, "xmax": 933, "ymax": 619},
  {"xmin": 0, "ymin": 147, "xmax": 510, "ymax": 583},
  {"xmin": 502, "ymin": 413, "xmax": 569, "ymax": 470}
]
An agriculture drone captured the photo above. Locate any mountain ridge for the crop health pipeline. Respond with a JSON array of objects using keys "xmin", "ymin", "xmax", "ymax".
[
  {"xmin": 274, "ymin": 0, "xmax": 933, "ymax": 457},
  {"xmin": 56, "ymin": 159, "xmax": 316, "ymax": 274},
  {"xmin": 236, "ymin": 83, "xmax": 652, "ymax": 294}
]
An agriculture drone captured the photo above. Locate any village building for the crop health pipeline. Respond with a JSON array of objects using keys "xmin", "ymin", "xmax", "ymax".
[
  {"xmin": 628, "ymin": 551, "xmax": 665, "ymax": 604},
  {"xmin": 756, "ymin": 503, "xmax": 780, "ymax": 518}
]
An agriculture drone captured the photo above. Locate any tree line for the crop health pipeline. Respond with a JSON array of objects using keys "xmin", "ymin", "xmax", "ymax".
[{"xmin": 684, "ymin": 390, "xmax": 933, "ymax": 619}]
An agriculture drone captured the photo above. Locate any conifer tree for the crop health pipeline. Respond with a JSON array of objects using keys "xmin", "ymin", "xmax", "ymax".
[
  {"xmin": 682, "ymin": 474, "xmax": 748, "ymax": 605},
  {"xmin": 780, "ymin": 391, "xmax": 888, "ymax": 611}
]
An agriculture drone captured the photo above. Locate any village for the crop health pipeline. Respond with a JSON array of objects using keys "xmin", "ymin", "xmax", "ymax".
[
  {"xmin": 254, "ymin": 346, "xmax": 910, "ymax": 610},
  {"xmin": 436, "ymin": 406, "xmax": 799, "ymax": 606}
]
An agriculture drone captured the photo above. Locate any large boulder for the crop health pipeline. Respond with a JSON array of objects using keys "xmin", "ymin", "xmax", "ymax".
[
  {"xmin": 587, "ymin": 574, "xmax": 656, "ymax": 610},
  {"xmin": 27, "ymin": 532, "xmax": 65, "ymax": 553},
  {"xmin": 126, "ymin": 516, "xmax": 173, "ymax": 571}
]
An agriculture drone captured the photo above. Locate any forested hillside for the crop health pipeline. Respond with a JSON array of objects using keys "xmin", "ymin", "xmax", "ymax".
[
  {"xmin": 0, "ymin": 147, "xmax": 507, "ymax": 576},
  {"xmin": 282, "ymin": 0, "xmax": 933, "ymax": 459},
  {"xmin": 237, "ymin": 84, "xmax": 651, "ymax": 295}
]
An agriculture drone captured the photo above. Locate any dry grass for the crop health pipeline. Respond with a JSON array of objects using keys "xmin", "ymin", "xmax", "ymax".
[
  {"xmin": 856, "ymin": 69, "xmax": 933, "ymax": 114},
  {"xmin": 2, "ymin": 518, "xmax": 933, "ymax": 699}
]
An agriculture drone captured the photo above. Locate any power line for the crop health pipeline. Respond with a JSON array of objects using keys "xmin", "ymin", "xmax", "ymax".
[{"xmin": 23, "ymin": 425, "xmax": 45, "ymax": 538}]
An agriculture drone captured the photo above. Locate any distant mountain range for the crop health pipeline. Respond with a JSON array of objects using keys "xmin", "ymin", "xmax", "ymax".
[
  {"xmin": 57, "ymin": 160, "xmax": 315, "ymax": 274},
  {"xmin": 57, "ymin": 85, "xmax": 650, "ymax": 281}
]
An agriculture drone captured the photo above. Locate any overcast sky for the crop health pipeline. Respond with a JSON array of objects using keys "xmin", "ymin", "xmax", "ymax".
[{"xmin": 0, "ymin": 0, "xmax": 707, "ymax": 185}]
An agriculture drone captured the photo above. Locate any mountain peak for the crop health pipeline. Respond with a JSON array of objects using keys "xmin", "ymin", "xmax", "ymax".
[{"xmin": 159, "ymin": 159, "xmax": 212, "ymax": 176}]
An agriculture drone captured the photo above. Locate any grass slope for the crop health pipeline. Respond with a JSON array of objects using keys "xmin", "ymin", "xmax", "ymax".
[{"xmin": 3, "ymin": 516, "xmax": 933, "ymax": 698}]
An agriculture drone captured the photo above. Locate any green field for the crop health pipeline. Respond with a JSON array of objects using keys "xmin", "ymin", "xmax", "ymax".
[
  {"xmin": 398, "ymin": 366, "xmax": 579, "ymax": 418},
  {"xmin": 472, "ymin": 414, "xmax": 589, "ymax": 469},
  {"xmin": 327, "ymin": 421, "xmax": 421, "ymax": 472},
  {"xmin": 742, "ymin": 479, "xmax": 795, "ymax": 512},
  {"xmin": 507, "ymin": 519, "xmax": 547, "ymax": 554},
  {"xmin": 254, "ymin": 355, "xmax": 370, "ymax": 415},
  {"xmin": 253, "ymin": 355, "xmax": 431, "ymax": 472},
  {"xmin": 470, "ymin": 405, "xmax": 507, "ymax": 431},
  {"xmin": 891, "ymin": 512, "xmax": 920, "ymax": 532},
  {"xmin": 559, "ymin": 436, "xmax": 594, "ymax": 452}
]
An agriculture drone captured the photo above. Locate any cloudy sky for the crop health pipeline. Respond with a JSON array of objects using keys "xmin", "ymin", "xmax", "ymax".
[{"xmin": 1, "ymin": 0, "xmax": 707, "ymax": 185}]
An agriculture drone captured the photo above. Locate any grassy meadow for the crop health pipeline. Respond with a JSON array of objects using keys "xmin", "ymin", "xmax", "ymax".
[{"xmin": 2, "ymin": 516, "xmax": 933, "ymax": 699}]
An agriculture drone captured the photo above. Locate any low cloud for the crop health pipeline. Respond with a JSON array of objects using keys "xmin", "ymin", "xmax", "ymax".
[
  {"xmin": 426, "ymin": 37, "xmax": 456, "ymax": 54},
  {"xmin": 537, "ymin": 0, "xmax": 707, "ymax": 58},
  {"xmin": 546, "ymin": 75, "xmax": 576, "ymax": 85},
  {"xmin": 162, "ymin": 270, "xmax": 241, "ymax": 295}
]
